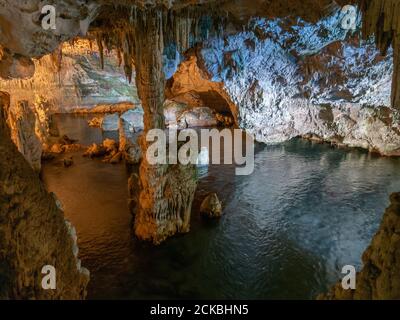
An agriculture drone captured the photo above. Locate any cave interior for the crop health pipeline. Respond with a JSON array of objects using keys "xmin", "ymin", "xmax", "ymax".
[{"xmin": 1, "ymin": 0, "xmax": 400, "ymax": 300}]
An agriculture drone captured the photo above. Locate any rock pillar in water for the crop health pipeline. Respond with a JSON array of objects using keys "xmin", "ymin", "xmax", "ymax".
[{"xmin": 131, "ymin": 9, "xmax": 197, "ymax": 245}]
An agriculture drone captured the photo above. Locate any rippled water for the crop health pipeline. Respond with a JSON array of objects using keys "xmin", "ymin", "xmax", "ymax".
[{"xmin": 42, "ymin": 114, "xmax": 400, "ymax": 299}]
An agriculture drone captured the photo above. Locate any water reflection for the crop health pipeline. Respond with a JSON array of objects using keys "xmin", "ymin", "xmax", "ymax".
[
  {"xmin": 42, "ymin": 115, "xmax": 400, "ymax": 299},
  {"xmin": 52, "ymin": 113, "xmax": 118, "ymax": 145}
]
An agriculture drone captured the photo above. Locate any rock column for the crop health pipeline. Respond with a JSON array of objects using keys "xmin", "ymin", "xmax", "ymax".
[{"xmin": 131, "ymin": 9, "xmax": 197, "ymax": 245}]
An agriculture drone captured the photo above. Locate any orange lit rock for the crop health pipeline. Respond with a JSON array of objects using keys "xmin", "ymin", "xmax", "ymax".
[
  {"xmin": 200, "ymin": 193, "xmax": 223, "ymax": 218},
  {"xmin": 5, "ymin": 100, "xmax": 42, "ymax": 172},
  {"xmin": 166, "ymin": 52, "xmax": 238, "ymax": 125},
  {"xmin": 0, "ymin": 91, "xmax": 89, "ymax": 299}
]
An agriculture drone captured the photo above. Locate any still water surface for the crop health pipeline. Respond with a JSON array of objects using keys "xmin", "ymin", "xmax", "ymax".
[{"xmin": 42, "ymin": 114, "xmax": 400, "ymax": 299}]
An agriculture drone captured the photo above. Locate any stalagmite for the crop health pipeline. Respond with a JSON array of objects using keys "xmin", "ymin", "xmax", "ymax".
[
  {"xmin": 130, "ymin": 8, "xmax": 197, "ymax": 244},
  {"xmin": 5, "ymin": 100, "xmax": 42, "ymax": 172}
]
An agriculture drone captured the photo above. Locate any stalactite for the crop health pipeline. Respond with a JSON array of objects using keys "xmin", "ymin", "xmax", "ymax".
[
  {"xmin": 50, "ymin": 46, "xmax": 63, "ymax": 73},
  {"xmin": 358, "ymin": 0, "xmax": 400, "ymax": 108},
  {"xmin": 89, "ymin": 4, "xmax": 229, "ymax": 84},
  {"xmin": 96, "ymin": 34, "xmax": 104, "ymax": 70},
  {"xmin": 82, "ymin": 4, "xmax": 232, "ymax": 244}
]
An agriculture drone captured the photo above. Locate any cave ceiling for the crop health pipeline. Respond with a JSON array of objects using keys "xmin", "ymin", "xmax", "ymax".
[
  {"xmin": 3, "ymin": 0, "xmax": 400, "ymax": 108},
  {"xmin": 1, "ymin": 0, "xmax": 353, "ymax": 58}
]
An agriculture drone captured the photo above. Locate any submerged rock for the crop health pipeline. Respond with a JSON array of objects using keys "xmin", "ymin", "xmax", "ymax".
[
  {"xmin": 84, "ymin": 139, "xmax": 121, "ymax": 163},
  {"xmin": 62, "ymin": 144, "xmax": 84, "ymax": 153},
  {"xmin": 108, "ymin": 151, "xmax": 123, "ymax": 164},
  {"xmin": 88, "ymin": 117, "xmax": 103, "ymax": 128},
  {"xmin": 59, "ymin": 134, "xmax": 78, "ymax": 145},
  {"xmin": 63, "ymin": 157, "xmax": 74, "ymax": 168},
  {"xmin": 103, "ymin": 138, "xmax": 118, "ymax": 153},
  {"xmin": 42, "ymin": 152, "xmax": 56, "ymax": 161},
  {"xmin": 50, "ymin": 143, "xmax": 64, "ymax": 154},
  {"xmin": 84, "ymin": 143, "xmax": 107, "ymax": 158},
  {"xmin": 200, "ymin": 193, "xmax": 223, "ymax": 218}
]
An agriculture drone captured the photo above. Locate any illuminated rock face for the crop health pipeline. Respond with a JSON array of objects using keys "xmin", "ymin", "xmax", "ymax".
[
  {"xmin": 4, "ymin": 100, "xmax": 42, "ymax": 172},
  {"xmin": 168, "ymin": 9, "xmax": 400, "ymax": 155},
  {"xmin": 320, "ymin": 193, "xmax": 400, "ymax": 300},
  {"xmin": 0, "ymin": 40, "xmax": 139, "ymax": 113},
  {"xmin": 0, "ymin": 1, "xmax": 99, "ymax": 58},
  {"xmin": 0, "ymin": 92, "xmax": 89, "ymax": 299},
  {"xmin": 357, "ymin": 0, "xmax": 400, "ymax": 109}
]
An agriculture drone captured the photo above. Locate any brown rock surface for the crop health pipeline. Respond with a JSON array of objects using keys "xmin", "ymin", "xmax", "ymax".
[
  {"xmin": 83, "ymin": 143, "xmax": 107, "ymax": 158},
  {"xmin": 0, "ymin": 91, "xmax": 89, "ymax": 299},
  {"xmin": 119, "ymin": 115, "xmax": 142, "ymax": 165},
  {"xmin": 166, "ymin": 51, "xmax": 238, "ymax": 125},
  {"xmin": 357, "ymin": 0, "xmax": 400, "ymax": 109},
  {"xmin": 5, "ymin": 100, "xmax": 42, "ymax": 172},
  {"xmin": 131, "ymin": 9, "xmax": 198, "ymax": 245},
  {"xmin": 200, "ymin": 193, "xmax": 223, "ymax": 218}
]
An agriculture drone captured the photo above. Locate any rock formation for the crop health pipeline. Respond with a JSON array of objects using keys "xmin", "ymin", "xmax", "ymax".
[
  {"xmin": 130, "ymin": 9, "xmax": 198, "ymax": 244},
  {"xmin": 119, "ymin": 109, "xmax": 143, "ymax": 164},
  {"xmin": 321, "ymin": 192, "xmax": 400, "ymax": 300},
  {"xmin": 165, "ymin": 52, "xmax": 238, "ymax": 125},
  {"xmin": 200, "ymin": 193, "xmax": 223, "ymax": 218},
  {"xmin": 5, "ymin": 100, "xmax": 42, "ymax": 172},
  {"xmin": 0, "ymin": 46, "xmax": 35, "ymax": 79},
  {"xmin": 0, "ymin": 40, "xmax": 139, "ymax": 113},
  {"xmin": 33, "ymin": 95, "xmax": 53, "ymax": 145},
  {"xmin": 73, "ymin": 102, "xmax": 136, "ymax": 115},
  {"xmin": 184, "ymin": 9, "xmax": 400, "ymax": 155},
  {"xmin": 0, "ymin": 92, "xmax": 89, "ymax": 299},
  {"xmin": 88, "ymin": 117, "xmax": 103, "ymax": 128},
  {"xmin": 357, "ymin": 0, "xmax": 400, "ymax": 109}
]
